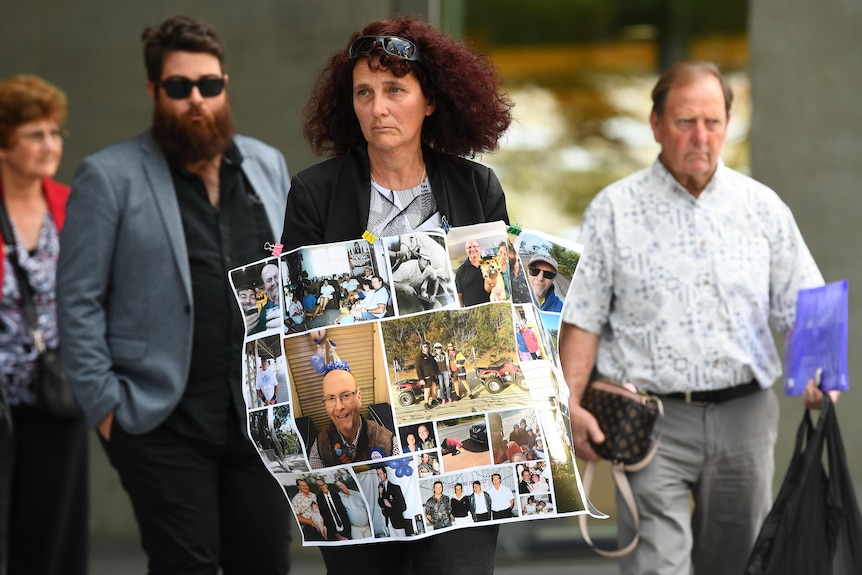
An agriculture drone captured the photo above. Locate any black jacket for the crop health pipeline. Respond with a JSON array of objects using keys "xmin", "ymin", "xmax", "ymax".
[{"xmin": 281, "ymin": 145, "xmax": 509, "ymax": 249}]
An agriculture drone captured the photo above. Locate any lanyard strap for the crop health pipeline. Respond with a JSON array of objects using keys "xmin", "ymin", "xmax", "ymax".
[{"xmin": 0, "ymin": 198, "xmax": 44, "ymax": 351}]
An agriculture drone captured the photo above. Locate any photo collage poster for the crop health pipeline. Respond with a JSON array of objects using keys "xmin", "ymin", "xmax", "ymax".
[{"xmin": 228, "ymin": 221, "xmax": 600, "ymax": 547}]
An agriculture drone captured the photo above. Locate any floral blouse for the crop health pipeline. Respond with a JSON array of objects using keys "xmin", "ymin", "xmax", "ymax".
[{"xmin": 0, "ymin": 213, "xmax": 60, "ymax": 405}]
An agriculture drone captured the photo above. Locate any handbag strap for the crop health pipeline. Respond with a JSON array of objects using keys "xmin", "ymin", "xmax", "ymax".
[
  {"xmin": 0, "ymin": 197, "xmax": 45, "ymax": 352},
  {"xmin": 577, "ymin": 397, "xmax": 663, "ymax": 558},
  {"xmin": 579, "ymin": 460, "xmax": 640, "ymax": 558}
]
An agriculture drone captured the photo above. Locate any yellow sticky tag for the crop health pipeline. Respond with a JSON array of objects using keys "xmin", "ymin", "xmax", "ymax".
[{"xmin": 362, "ymin": 230, "xmax": 377, "ymax": 244}]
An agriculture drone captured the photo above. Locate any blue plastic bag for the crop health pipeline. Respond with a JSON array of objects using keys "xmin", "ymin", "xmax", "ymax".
[{"xmin": 784, "ymin": 280, "xmax": 848, "ymax": 395}]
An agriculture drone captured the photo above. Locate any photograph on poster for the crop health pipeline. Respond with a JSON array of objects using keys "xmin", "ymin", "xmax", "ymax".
[
  {"xmin": 248, "ymin": 404, "xmax": 310, "ymax": 478},
  {"xmin": 280, "ymin": 240, "xmax": 391, "ymax": 329},
  {"xmin": 498, "ymin": 407, "xmax": 542, "ymax": 464},
  {"xmin": 416, "ymin": 451, "xmax": 441, "ymax": 478},
  {"xmin": 282, "ymin": 468, "xmax": 373, "ymax": 543},
  {"xmin": 384, "ymin": 231, "xmax": 457, "ymax": 314},
  {"xmin": 229, "ymin": 257, "xmax": 284, "ymax": 336},
  {"xmin": 520, "ymin": 493, "xmax": 554, "ymax": 516},
  {"xmin": 446, "ymin": 221, "xmax": 512, "ymax": 307},
  {"xmin": 380, "ymin": 303, "xmax": 528, "ymax": 424},
  {"xmin": 282, "ymin": 322, "xmax": 397, "ymax": 469},
  {"xmin": 353, "ymin": 459, "xmax": 423, "ymax": 539},
  {"xmin": 435, "ymin": 414, "xmax": 490, "ymax": 472},
  {"xmin": 512, "ymin": 229, "xmax": 583, "ymax": 315},
  {"xmin": 398, "ymin": 420, "xmax": 437, "ymax": 453},
  {"xmin": 505, "ymin": 231, "xmax": 533, "ymax": 305},
  {"xmin": 242, "ymin": 334, "xmax": 289, "ymax": 409}
]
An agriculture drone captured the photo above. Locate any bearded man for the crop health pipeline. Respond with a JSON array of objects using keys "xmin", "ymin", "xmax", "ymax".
[{"xmin": 57, "ymin": 15, "xmax": 292, "ymax": 574}]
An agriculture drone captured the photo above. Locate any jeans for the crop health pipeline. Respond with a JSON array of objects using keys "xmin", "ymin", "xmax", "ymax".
[{"xmin": 437, "ymin": 372, "xmax": 451, "ymax": 401}]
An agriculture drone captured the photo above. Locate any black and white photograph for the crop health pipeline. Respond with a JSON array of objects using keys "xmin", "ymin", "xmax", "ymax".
[{"xmin": 384, "ymin": 231, "xmax": 457, "ymax": 314}]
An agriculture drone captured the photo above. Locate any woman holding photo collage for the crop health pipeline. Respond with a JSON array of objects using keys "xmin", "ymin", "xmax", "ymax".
[{"xmin": 280, "ymin": 15, "xmax": 513, "ymax": 575}]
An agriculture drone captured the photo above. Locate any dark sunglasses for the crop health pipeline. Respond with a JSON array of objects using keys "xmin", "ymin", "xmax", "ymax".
[
  {"xmin": 348, "ymin": 35, "xmax": 423, "ymax": 63},
  {"xmin": 529, "ymin": 266, "xmax": 557, "ymax": 280},
  {"xmin": 156, "ymin": 77, "xmax": 226, "ymax": 99}
]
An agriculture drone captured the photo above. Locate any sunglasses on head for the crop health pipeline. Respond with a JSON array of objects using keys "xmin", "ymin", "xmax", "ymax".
[
  {"xmin": 156, "ymin": 76, "xmax": 226, "ymax": 99},
  {"xmin": 348, "ymin": 35, "xmax": 423, "ymax": 63},
  {"xmin": 529, "ymin": 266, "xmax": 557, "ymax": 280}
]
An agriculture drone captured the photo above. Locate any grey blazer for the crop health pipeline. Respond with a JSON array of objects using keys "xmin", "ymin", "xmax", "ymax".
[{"xmin": 57, "ymin": 130, "xmax": 289, "ymax": 433}]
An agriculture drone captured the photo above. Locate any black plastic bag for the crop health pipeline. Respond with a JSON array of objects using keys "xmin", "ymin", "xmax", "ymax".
[{"xmin": 745, "ymin": 395, "xmax": 862, "ymax": 575}]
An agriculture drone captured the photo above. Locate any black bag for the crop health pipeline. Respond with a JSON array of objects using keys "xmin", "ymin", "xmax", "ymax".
[
  {"xmin": 0, "ymin": 385, "xmax": 12, "ymax": 435},
  {"xmin": 578, "ymin": 377, "xmax": 663, "ymax": 557},
  {"xmin": 745, "ymin": 395, "xmax": 862, "ymax": 575},
  {"xmin": 0, "ymin": 197, "xmax": 79, "ymax": 418},
  {"xmin": 581, "ymin": 377, "xmax": 662, "ymax": 466},
  {"xmin": 36, "ymin": 346, "xmax": 80, "ymax": 418}
]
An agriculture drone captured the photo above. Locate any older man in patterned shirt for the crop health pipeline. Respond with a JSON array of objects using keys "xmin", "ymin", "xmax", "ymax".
[
  {"xmin": 423, "ymin": 480, "xmax": 453, "ymax": 530},
  {"xmin": 559, "ymin": 60, "xmax": 828, "ymax": 575}
]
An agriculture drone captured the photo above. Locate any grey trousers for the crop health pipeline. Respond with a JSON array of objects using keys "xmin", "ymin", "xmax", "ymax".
[{"xmin": 618, "ymin": 388, "xmax": 778, "ymax": 575}]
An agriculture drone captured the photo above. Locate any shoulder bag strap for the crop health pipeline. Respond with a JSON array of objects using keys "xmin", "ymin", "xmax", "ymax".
[
  {"xmin": 578, "ymin": 460, "xmax": 641, "ymax": 558},
  {"xmin": 0, "ymin": 198, "xmax": 44, "ymax": 352},
  {"xmin": 577, "ymin": 399, "xmax": 662, "ymax": 558}
]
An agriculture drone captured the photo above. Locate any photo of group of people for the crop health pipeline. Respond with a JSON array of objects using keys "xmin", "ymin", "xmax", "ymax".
[
  {"xmin": 381, "ymin": 303, "xmax": 530, "ymax": 423},
  {"xmin": 280, "ymin": 455, "xmax": 531, "ymax": 543},
  {"xmin": 227, "ymin": 221, "xmax": 599, "ymax": 546}
]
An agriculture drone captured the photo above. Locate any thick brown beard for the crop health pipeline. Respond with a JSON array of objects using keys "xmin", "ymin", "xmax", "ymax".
[{"xmin": 152, "ymin": 96, "xmax": 236, "ymax": 164}]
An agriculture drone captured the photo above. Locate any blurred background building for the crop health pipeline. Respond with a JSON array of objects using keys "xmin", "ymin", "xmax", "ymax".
[{"xmin": 2, "ymin": 0, "xmax": 859, "ymax": 566}]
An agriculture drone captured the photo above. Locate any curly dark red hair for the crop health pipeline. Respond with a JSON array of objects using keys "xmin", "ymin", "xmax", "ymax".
[{"xmin": 303, "ymin": 16, "xmax": 513, "ymax": 158}]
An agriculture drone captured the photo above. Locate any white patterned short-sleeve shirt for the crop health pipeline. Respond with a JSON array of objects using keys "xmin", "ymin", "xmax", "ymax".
[{"xmin": 561, "ymin": 159, "xmax": 823, "ymax": 393}]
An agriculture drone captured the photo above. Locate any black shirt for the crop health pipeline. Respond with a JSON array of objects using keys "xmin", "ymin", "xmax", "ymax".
[
  {"xmin": 451, "ymin": 495, "xmax": 471, "ymax": 518},
  {"xmin": 166, "ymin": 144, "xmax": 272, "ymax": 443},
  {"xmin": 455, "ymin": 258, "xmax": 490, "ymax": 307}
]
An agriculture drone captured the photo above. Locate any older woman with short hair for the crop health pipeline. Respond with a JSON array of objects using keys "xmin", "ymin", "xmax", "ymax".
[{"xmin": 0, "ymin": 74, "xmax": 87, "ymax": 575}]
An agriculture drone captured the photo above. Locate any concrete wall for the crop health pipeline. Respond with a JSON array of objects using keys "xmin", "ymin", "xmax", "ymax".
[
  {"xmin": 750, "ymin": 0, "xmax": 862, "ymax": 492},
  {"xmin": 1, "ymin": 1, "xmax": 393, "ymax": 186}
]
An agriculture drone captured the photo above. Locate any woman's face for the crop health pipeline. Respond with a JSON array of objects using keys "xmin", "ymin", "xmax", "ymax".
[
  {"xmin": 352, "ymin": 58, "xmax": 434, "ymax": 157},
  {"xmin": 0, "ymin": 118, "xmax": 64, "ymax": 182},
  {"xmin": 497, "ymin": 245, "xmax": 508, "ymax": 266}
]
